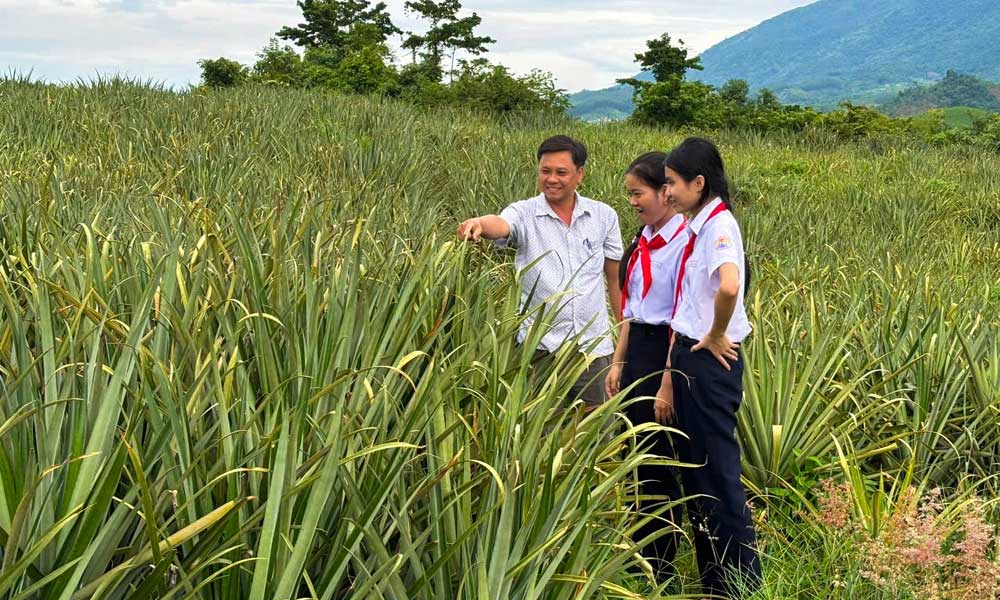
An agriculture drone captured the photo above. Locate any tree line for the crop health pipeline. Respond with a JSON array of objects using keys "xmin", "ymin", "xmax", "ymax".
[
  {"xmin": 619, "ymin": 34, "xmax": 1000, "ymax": 150},
  {"xmin": 198, "ymin": 3, "xmax": 1000, "ymax": 150},
  {"xmin": 198, "ymin": 0, "xmax": 568, "ymax": 114}
]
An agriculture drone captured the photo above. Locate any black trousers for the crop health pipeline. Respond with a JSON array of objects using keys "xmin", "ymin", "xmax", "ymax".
[
  {"xmin": 620, "ymin": 323, "xmax": 683, "ymax": 581},
  {"xmin": 671, "ymin": 334, "xmax": 761, "ymax": 599}
]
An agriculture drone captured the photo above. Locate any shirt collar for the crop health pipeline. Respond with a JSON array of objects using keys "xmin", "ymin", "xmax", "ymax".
[
  {"xmin": 534, "ymin": 192, "xmax": 590, "ymax": 219},
  {"xmin": 645, "ymin": 213, "xmax": 686, "ymax": 241},
  {"xmin": 687, "ymin": 197, "xmax": 724, "ymax": 236}
]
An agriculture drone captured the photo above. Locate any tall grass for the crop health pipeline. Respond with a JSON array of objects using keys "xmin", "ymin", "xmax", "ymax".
[{"xmin": 1, "ymin": 79, "xmax": 999, "ymax": 598}]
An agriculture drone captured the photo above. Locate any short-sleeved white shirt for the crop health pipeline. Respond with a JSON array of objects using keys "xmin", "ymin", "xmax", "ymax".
[
  {"xmin": 497, "ymin": 193, "xmax": 623, "ymax": 357},
  {"xmin": 622, "ymin": 213, "xmax": 689, "ymax": 326},
  {"xmin": 670, "ymin": 198, "xmax": 751, "ymax": 343}
]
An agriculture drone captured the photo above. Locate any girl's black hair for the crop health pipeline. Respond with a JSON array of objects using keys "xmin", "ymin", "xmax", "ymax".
[
  {"xmin": 663, "ymin": 137, "xmax": 752, "ymax": 292},
  {"xmin": 664, "ymin": 137, "xmax": 733, "ymax": 211},
  {"xmin": 618, "ymin": 152, "xmax": 669, "ymax": 290}
]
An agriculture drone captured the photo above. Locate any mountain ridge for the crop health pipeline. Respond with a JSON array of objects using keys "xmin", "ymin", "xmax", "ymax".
[{"xmin": 570, "ymin": 0, "xmax": 1000, "ymax": 120}]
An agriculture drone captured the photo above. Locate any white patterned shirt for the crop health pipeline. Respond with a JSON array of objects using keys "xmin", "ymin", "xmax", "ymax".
[
  {"xmin": 497, "ymin": 193, "xmax": 623, "ymax": 357},
  {"xmin": 671, "ymin": 198, "xmax": 752, "ymax": 343}
]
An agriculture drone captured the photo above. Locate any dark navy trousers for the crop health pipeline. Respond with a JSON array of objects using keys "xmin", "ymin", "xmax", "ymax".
[
  {"xmin": 620, "ymin": 323, "xmax": 683, "ymax": 581},
  {"xmin": 671, "ymin": 334, "xmax": 761, "ymax": 599}
]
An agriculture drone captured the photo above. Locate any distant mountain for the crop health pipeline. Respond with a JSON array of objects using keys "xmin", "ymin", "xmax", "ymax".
[
  {"xmin": 570, "ymin": 0, "xmax": 1000, "ymax": 120},
  {"xmin": 569, "ymin": 73, "xmax": 648, "ymax": 122}
]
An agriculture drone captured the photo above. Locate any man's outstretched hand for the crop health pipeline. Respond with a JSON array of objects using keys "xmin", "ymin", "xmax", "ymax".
[{"xmin": 457, "ymin": 218, "xmax": 483, "ymax": 241}]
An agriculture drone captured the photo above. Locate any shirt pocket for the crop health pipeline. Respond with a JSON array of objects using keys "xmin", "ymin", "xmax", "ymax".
[{"xmin": 574, "ymin": 237, "xmax": 604, "ymax": 283}]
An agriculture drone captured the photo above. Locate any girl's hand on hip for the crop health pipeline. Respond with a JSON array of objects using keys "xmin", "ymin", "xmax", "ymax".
[{"xmin": 692, "ymin": 333, "xmax": 740, "ymax": 371}]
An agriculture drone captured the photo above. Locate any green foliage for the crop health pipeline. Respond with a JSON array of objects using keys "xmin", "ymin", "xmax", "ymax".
[
  {"xmin": 3, "ymin": 79, "xmax": 1000, "ymax": 597},
  {"xmin": 819, "ymin": 101, "xmax": 908, "ymax": 139},
  {"xmin": 196, "ymin": 0, "xmax": 559, "ymax": 115},
  {"xmin": 882, "ymin": 70, "xmax": 1000, "ymax": 116},
  {"xmin": 617, "ymin": 33, "xmax": 701, "ymax": 90},
  {"xmin": 0, "ymin": 80, "xmax": 657, "ymax": 599},
  {"xmin": 251, "ymin": 39, "xmax": 307, "ymax": 86},
  {"xmin": 402, "ymin": 0, "xmax": 495, "ymax": 81},
  {"xmin": 276, "ymin": 0, "xmax": 400, "ymax": 50},
  {"xmin": 719, "ymin": 79, "xmax": 750, "ymax": 106},
  {"xmin": 450, "ymin": 59, "xmax": 568, "ymax": 114},
  {"xmin": 197, "ymin": 57, "xmax": 248, "ymax": 88},
  {"xmin": 617, "ymin": 34, "xmax": 710, "ymax": 129},
  {"xmin": 977, "ymin": 114, "xmax": 1000, "ymax": 149},
  {"xmin": 607, "ymin": 33, "xmax": 1000, "ymax": 150},
  {"xmin": 618, "ymin": 35, "xmax": 821, "ymax": 133}
]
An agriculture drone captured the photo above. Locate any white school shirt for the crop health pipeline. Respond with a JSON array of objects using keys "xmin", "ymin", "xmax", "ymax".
[
  {"xmin": 670, "ymin": 198, "xmax": 752, "ymax": 343},
  {"xmin": 496, "ymin": 193, "xmax": 624, "ymax": 357},
  {"xmin": 622, "ymin": 213, "xmax": 689, "ymax": 326}
]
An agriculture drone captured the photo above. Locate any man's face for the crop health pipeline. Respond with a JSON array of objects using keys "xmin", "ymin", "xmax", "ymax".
[{"xmin": 537, "ymin": 151, "xmax": 584, "ymax": 203}]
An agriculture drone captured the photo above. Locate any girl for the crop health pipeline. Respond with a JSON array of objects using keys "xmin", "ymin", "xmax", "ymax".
[
  {"xmin": 605, "ymin": 152, "xmax": 688, "ymax": 582},
  {"xmin": 665, "ymin": 137, "xmax": 761, "ymax": 598}
]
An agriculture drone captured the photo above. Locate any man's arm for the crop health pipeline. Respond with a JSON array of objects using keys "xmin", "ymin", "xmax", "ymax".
[
  {"xmin": 604, "ymin": 259, "xmax": 622, "ymax": 323},
  {"xmin": 457, "ymin": 215, "xmax": 511, "ymax": 241}
]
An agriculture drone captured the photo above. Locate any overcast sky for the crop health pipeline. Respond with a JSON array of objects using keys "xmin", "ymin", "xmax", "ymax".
[{"xmin": 1, "ymin": 0, "xmax": 815, "ymax": 92}]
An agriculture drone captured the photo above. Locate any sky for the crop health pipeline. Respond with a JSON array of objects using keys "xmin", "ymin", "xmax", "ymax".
[{"xmin": 0, "ymin": 0, "xmax": 815, "ymax": 92}]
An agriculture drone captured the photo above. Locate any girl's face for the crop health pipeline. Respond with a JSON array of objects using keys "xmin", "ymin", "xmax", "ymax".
[
  {"xmin": 625, "ymin": 173, "xmax": 673, "ymax": 229},
  {"xmin": 664, "ymin": 167, "xmax": 705, "ymax": 215}
]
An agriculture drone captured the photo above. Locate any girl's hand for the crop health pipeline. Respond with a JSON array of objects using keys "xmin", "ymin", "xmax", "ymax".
[
  {"xmin": 605, "ymin": 363, "xmax": 622, "ymax": 398},
  {"xmin": 692, "ymin": 333, "xmax": 740, "ymax": 371},
  {"xmin": 654, "ymin": 380, "xmax": 675, "ymax": 425}
]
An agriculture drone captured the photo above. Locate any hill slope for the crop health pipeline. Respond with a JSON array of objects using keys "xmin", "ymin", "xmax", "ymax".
[
  {"xmin": 570, "ymin": 0, "xmax": 1000, "ymax": 118},
  {"xmin": 882, "ymin": 71, "xmax": 1000, "ymax": 117}
]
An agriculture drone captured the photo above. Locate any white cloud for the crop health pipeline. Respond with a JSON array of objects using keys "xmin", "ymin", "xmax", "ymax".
[{"xmin": 0, "ymin": 0, "xmax": 816, "ymax": 90}]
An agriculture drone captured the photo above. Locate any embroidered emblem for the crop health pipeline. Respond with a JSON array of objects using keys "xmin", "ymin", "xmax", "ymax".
[{"xmin": 715, "ymin": 236, "xmax": 733, "ymax": 250}]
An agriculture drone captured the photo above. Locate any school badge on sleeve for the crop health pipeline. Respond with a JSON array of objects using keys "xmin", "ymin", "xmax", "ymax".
[{"xmin": 715, "ymin": 235, "xmax": 733, "ymax": 250}]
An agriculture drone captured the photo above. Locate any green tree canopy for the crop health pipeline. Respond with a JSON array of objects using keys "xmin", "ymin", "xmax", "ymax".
[
  {"xmin": 277, "ymin": 0, "xmax": 400, "ymax": 51},
  {"xmin": 617, "ymin": 33, "xmax": 702, "ymax": 89},
  {"xmin": 403, "ymin": 0, "xmax": 495, "ymax": 81},
  {"xmin": 198, "ymin": 58, "xmax": 249, "ymax": 88}
]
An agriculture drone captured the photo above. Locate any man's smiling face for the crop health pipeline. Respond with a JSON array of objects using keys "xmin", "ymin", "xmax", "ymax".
[{"xmin": 537, "ymin": 150, "xmax": 584, "ymax": 204}]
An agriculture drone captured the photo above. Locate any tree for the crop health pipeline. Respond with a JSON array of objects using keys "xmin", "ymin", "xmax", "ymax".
[
  {"xmin": 719, "ymin": 79, "xmax": 750, "ymax": 107},
  {"xmin": 629, "ymin": 79, "xmax": 721, "ymax": 128},
  {"xmin": 403, "ymin": 0, "xmax": 495, "ymax": 81},
  {"xmin": 618, "ymin": 33, "xmax": 704, "ymax": 127},
  {"xmin": 754, "ymin": 88, "xmax": 782, "ymax": 111},
  {"xmin": 450, "ymin": 59, "xmax": 567, "ymax": 114},
  {"xmin": 198, "ymin": 58, "xmax": 248, "ymax": 88},
  {"xmin": 252, "ymin": 40, "xmax": 307, "ymax": 87},
  {"xmin": 617, "ymin": 33, "xmax": 702, "ymax": 90},
  {"xmin": 821, "ymin": 101, "xmax": 906, "ymax": 139},
  {"xmin": 277, "ymin": 0, "xmax": 400, "ymax": 53}
]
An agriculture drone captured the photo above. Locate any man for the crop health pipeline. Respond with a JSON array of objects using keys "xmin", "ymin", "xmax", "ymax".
[{"xmin": 457, "ymin": 135, "xmax": 623, "ymax": 407}]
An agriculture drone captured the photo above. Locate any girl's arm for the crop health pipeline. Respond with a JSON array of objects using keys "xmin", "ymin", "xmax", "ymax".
[
  {"xmin": 654, "ymin": 331, "xmax": 676, "ymax": 424},
  {"xmin": 693, "ymin": 262, "xmax": 741, "ymax": 370},
  {"xmin": 605, "ymin": 320, "xmax": 630, "ymax": 398}
]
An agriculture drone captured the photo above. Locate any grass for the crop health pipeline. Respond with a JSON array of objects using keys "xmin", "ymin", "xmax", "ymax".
[{"xmin": 0, "ymin": 78, "xmax": 999, "ymax": 598}]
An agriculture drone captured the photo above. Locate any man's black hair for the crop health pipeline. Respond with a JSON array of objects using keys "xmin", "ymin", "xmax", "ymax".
[{"xmin": 537, "ymin": 135, "xmax": 587, "ymax": 168}]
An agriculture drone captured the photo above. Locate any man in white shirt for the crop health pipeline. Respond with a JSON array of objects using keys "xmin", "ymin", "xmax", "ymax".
[{"xmin": 457, "ymin": 135, "xmax": 624, "ymax": 406}]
